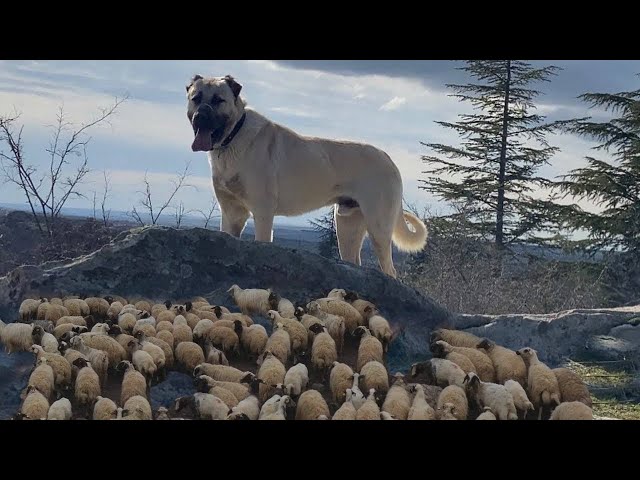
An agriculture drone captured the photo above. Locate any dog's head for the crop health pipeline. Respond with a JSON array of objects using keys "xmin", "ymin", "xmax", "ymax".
[{"xmin": 186, "ymin": 74, "xmax": 244, "ymax": 152}]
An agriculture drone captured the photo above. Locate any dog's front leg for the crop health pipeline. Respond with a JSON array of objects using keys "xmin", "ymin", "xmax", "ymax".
[
  {"xmin": 252, "ymin": 211, "xmax": 275, "ymax": 242},
  {"xmin": 215, "ymin": 185, "xmax": 250, "ymax": 238}
]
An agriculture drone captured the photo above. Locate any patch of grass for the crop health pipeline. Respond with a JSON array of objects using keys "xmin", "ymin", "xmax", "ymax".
[{"xmin": 563, "ymin": 360, "xmax": 640, "ymax": 420}]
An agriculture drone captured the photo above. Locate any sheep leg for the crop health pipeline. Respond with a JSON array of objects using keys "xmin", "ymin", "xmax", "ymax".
[{"xmin": 537, "ymin": 406, "xmax": 543, "ymax": 421}]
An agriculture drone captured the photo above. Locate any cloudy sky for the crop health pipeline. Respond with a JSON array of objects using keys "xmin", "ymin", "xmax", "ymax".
[{"xmin": 0, "ymin": 60, "xmax": 638, "ymax": 227}]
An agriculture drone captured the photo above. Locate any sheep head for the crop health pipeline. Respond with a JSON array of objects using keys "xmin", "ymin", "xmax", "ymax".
[
  {"xmin": 516, "ymin": 347, "xmax": 537, "ymax": 365},
  {"xmin": 268, "ymin": 292, "xmax": 280, "ymax": 310},
  {"xmin": 476, "ymin": 338, "xmax": 495, "ymax": 351}
]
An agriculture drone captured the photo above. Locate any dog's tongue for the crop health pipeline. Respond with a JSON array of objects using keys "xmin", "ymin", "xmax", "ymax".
[{"xmin": 191, "ymin": 129, "xmax": 213, "ymax": 152}]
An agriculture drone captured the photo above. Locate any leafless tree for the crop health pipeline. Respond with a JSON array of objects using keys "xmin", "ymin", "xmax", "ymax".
[
  {"xmin": 174, "ymin": 201, "xmax": 195, "ymax": 229},
  {"xmin": 129, "ymin": 160, "xmax": 195, "ymax": 226},
  {"xmin": 0, "ymin": 96, "xmax": 126, "ymax": 238},
  {"xmin": 196, "ymin": 198, "xmax": 219, "ymax": 229},
  {"xmin": 91, "ymin": 170, "xmax": 112, "ymax": 227}
]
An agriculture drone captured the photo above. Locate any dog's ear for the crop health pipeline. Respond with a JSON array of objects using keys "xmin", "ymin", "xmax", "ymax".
[
  {"xmin": 186, "ymin": 74, "xmax": 203, "ymax": 92},
  {"xmin": 224, "ymin": 75, "xmax": 242, "ymax": 98}
]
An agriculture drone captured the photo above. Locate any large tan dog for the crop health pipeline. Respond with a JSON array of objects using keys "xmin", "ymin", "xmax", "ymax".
[{"xmin": 186, "ymin": 74, "xmax": 427, "ymax": 278}]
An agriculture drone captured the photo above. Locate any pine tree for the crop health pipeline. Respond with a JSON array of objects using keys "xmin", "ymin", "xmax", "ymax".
[
  {"xmin": 309, "ymin": 207, "xmax": 340, "ymax": 260},
  {"xmin": 420, "ymin": 60, "xmax": 564, "ymax": 247},
  {"xmin": 555, "ymin": 84, "xmax": 640, "ymax": 252}
]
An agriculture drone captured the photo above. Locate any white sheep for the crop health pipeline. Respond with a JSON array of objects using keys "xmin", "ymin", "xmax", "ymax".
[
  {"xmin": 206, "ymin": 325, "xmax": 240, "ymax": 357},
  {"xmin": 430, "ymin": 328, "xmax": 484, "ymax": 349},
  {"xmin": 504, "ymin": 379, "xmax": 534, "ymax": 417},
  {"xmin": 144, "ymin": 336, "xmax": 174, "ymax": 370},
  {"xmin": 295, "ymin": 389, "xmax": 330, "ymax": 420},
  {"xmin": 0, "ymin": 320, "xmax": 35, "ymax": 353},
  {"xmin": 84, "ymin": 297, "xmax": 110, "ymax": 318},
  {"xmin": 30, "ymin": 345, "xmax": 71, "ymax": 389},
  {"xmin": 175, "ymin": 393, "xmax": 229, "ymax": 420},
  {"xmin": 20, "ymin": 385, "xmax": 50, "ymax": 420},
  {"xmin": 227, "ymin": 395, "xmax": 260, "ymax": 420},
  {"xmin": 19, "ymin": 299, "xmax": 42, "ymax": 321},
  {"xmin": 72, "ymin": 357, "xmax": 101, "ymax": 410},
  {"xmin": 309, "ymin": 297, "xmax": 363, "ymax": 333},
  {"xmin": 257, "ymin": 350, "xmax": 286, "ymax": 403},
  {"xmin": 330, "ymin": 361, "xmax": 354, "ymax": 404},
  {"xmin": 70, "ymin": 336, "xmax": 109, "ymax": 387},
  {"xmin": 410, "ymin": 358, "xmax": 466, "ymax": 388},
  {"xmin": 354, "ymin": 326, "xmax": 384, "ymax": 372},
  {"xmin": 343, "ymin": 291, "xmax": 378, "ymax": 320},
  {"xmin": 359, "ymin": 360, "xmax": 389, "ymax": 395},
  {"xmin": 436, "ymin": 385, "xmax": 469, "ymax": 421},
  {"xmin": 193, "ymin": 363, "xmax": 254, "ymax": 383},
  {"xmin": 476, "ymin": 407, "xmax": 497, "ymax": 420},
  {"xmin": 204, "ymin": 342, "xmax": 230, "ymax": 366},
  {"xmin": 31, "ymin": 326, "xmax": 59, "ymax": 354},
  {"xmin": 195, "ymin": 375, "xmax": 251, "ymax": 402},
  {"xmin": 516, "ymin": 347, "xmax": 561, "ymax": 420},
  {"xmin": 381, "ymin": 374, "xmax": 412, "ymax": 420},
  {"xmin": 282, "ymin": 362, "xmax": 309, "ymax": 397},
  {"xmin": 134, "ymin": 331, "xmax": 166, "ymax": 378},
  {"xmin": 332, "ymin": 398, "xmax": 357, "ymax": 420},
  {"xmin": 227, "ymin": 284, "xmax": 271, "ymax": 316},
  {"xmin": 47, "ymin": 397, "xmax": 72, "ymax": 420},
  {"xmin": 349, "ymin": 372, "xmax": 366, "ymax": 410},
  {"xmin": 260, "ymin": 395, "xmax": 293, "ymax": 420},
  {"xmin": 117, "ymin": 360, "xmax": 148, "ymax": 405},
  {"xmin": 193, "ymin": 319, "xmax": 215, "ymax": 342},
  {"xmin": 463, "ymin": 372, "xmax": 518, "ymax": 421},
  {"xmin": 308, "ymin": 324, "xmax": 338, "ymax": 378},
  {"xmin": 262, "ymin": 322, "xmax": 291, "ymax": 366},
  {"xmin": 27, "ymin": 357, "xmax": 55, "ymax": 402},
  {"xmin": 267, "ymin": 311, "xmax": 307, "ymax": 355},
  {"xmin": 123, "ymin": 395, "xmax": 153, "ymax": 420},
  {"xmin": 355, "ymin": 388, "xmax": 381, "ymax": 420},
  {"xmin": 408, "ymin": 384, "xmax": 436, "ymax": 420},
  {"xmin": 175, "ymin": 342, "xmax": 206, "ymax": 373},
  {"xmin": 430, "ymin": 340, "xmax": 495, "ymax": 383},
  {"xmin": 363, "ymin": 308, "xmax": 393, "ymax": 352},
  {"xmin": 64, "ymin": 299, "xmax": 90, "ymax": 317},
  {"xmin": 79, "ymin": 331, "xmax": 127, "ymax": 368},
  {"xmin": 93, "ymin": 396, "xmax": 118, "ymax": 420},
  {"xmin": 476, "ymin": 338, "xmax": 527, "ymax": 387},
  {"xmin": 233, "ymin": 322, "xmax": 268, "ymax": 360},
  {"xmin": 549, "ymin": 401, "xmax": 593, "ymax": 420},
  {"xmin": 126, "ymin": 339, "xmax": 157, "ymax": 386},
  {"xmin": 268, "ymin": 292, "xmax": 296, "ymax": 319}
]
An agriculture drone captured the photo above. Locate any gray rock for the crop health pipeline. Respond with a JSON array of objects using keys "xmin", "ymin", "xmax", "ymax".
[
  {"xmin": 454, "ymin": 306, "xmax": 640, "ymax": 365},
  {"xmin": 150, "ymin": 371, "xmax": 197, "ymax": 410}
]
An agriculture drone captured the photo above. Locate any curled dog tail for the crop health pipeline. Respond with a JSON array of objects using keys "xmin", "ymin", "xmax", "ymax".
[{"xmin": 392, "ymin": 210, "xmax": 428, "ymax": 253}]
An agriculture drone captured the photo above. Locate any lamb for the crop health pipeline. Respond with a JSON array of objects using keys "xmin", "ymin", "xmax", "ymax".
[
  {"xmin": 78, "ymin": 332, "xmax": 127, "ymax": 368},
  {"xmin": 72, "ymin": 358, "xmax": 101, "ymax": 411},
  {"xmin": 309, "ymin": 297, "xmax": 363, "ymax": 333},
  {"xmin": 354, "ymin": 326, "xmax": 384, "ymax": 372},
  {"xmin": 69, "ymin": 336, "xmax": 109, "ymax": 387},
  {"xmin": 431, "ymin": 340, "xmax": 495, "ymax": 383},
  {"xmin": 193, "ymin": 363, "xmax": 254, "ymax": 383},
  {"xmin": 476, "ymin": 338, "xmax": 527, "ymax": 386},
  {"xmin": 355, "ymin": 389, "xmax": 381, "ymax": 420},
  {"xmin": 47, "ymin": 397, "xmax": 72, "ymax": 420},
  {"xmin": 268, "ymin": 292, "xmax": 296, "ymax": 319},
  {"xmin": 227, "ymin": 284, "xmax": 271, "ymax": 316},
  {"xmin": 381, "ymin": 373, "xmax": 412, "ymax": 420},
  {"xmin": 117, "ymin": 361, "xmax": 148, "ymax": 405},
  {"xmin": 84, "ymin": 297, "xmax": 110, "ymax": 318},
  {"xmin": 552, "ymin": 368, "xmax": 592, "ymax": 407},
  {"xmin": 436, "ymin": 385, "xmax": 469, "ymax": 421},
  {"xmin": 64, "ymin": 299, "xmax": 90, "ymax": 317},
  {"xmin": 430, "ymin": 328, "xmax": 484, "ymax": 349},
  {"xmin": 295, "ymin": 389, "xmax": 330, "ymax": 420},
  {"xmin": 227, "ymin": 395, "xmax": 260, "ymax": 420},
  {"xmin": 20, "ymin": 386, "xmax": 50, "ymax": 420},
  {"xmin": 31, "ymin": 325, "xmax": 58, "ymax": 354},
  {"xmin": 173, "ymin": 322, "xmax": 194, "ymax": 345},
  {"xmin": 123, "ymin": 395, "xmax": 153, "ymax": 420},
  {"xmin": 308, "ymin": 324, "xmax": 338, "ymax": 378},
  {"xmin": 362, "ymin": 306, "xmax": 393, "ymax": 352},
  {"xmin": 45, "ymin": 304, "xmax": 70, "ymax": 323},
  {"xmin": 516, "ymin": 347, "xmax": 561, "ymax": 419},
  {"xmin": 282, "ymin": 362, "xmax": 309, "ymax": 398},
  {"xmin": 30, "ymin": 345, "xmax": 71, "ymax": 389},
  {"xmin": 0, "ymin": 320, "xmax": 35, "ymax": 353},
  {"xmin": 233, "ymin": 321, "xmax": 268, "ymax": 359},
  {"xmin": 206, "ymin": 325, "xmax": 240, "ymax": 357},
  {"xmin": 332, "ymin": 398, "xmax": 357, "ymax": 420},
  {"xmin": 549, "ymin": 401, "xmax": 593, "ymax": 420},
  {"xmin": 504, "ymin": 379, "xmax": 534, "ymax": 417},
  {"xmin": 267, "ymin": 311, "xmax": 308, "ymax": 354},
  {"xmin": 330, "ymin": 361, "xmax": 355, "ymax": 404},
  {"xmin": 204, "ymin": 342, "xmax": 230, "ymax": 366},
  {"xmin": 476, "ymin": 406, "xmax": 497, "ymax": 420},
  {"xmin": 408, "ymin": 384, "xmax": 437, "ymax": 420},
  {"xmin": 359, "ymin": 360, "xmax": 389, "ymax": 395},
  {"xmin": 262, "ymin": 322, "xmax": 290, "ymax": 366},
  {"xmin": 126, "ymin": 340, "xmax": 157, "ymax": 386},
  {"xmin": 175, "ymin": 342, "xmax": 205, "ymax": 373},
  {"xmin": 175, "ymin": 393, "xmax": 229, "ymax": 420},
  {"xmin": 19, "ymin": 299, "xmax": 42, "ymax": 321},
  {"xmin": 463, "ymin": 372, "xmax": 518, "ymax": 421},
  {"xmin": 27, "ymin": 357, "xmax": 55, "ymax": 401},
  {"xmin": 257, "ymin": 350, "xmax": 286, "ymax": 403},
  {"xmin": 93, "ymin": 396, "xmax": 118, "ymax": 420}
]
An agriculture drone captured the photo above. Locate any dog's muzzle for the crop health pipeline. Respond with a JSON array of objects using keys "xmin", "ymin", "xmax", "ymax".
[{"xmin": 190, "ymin": 105, "xmax": 226, "ymax": 152}]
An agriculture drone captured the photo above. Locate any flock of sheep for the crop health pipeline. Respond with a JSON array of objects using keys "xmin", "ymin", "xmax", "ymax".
[{"xmin": 0, "ymin": 285, "xmax": 594, "ymax": 420}]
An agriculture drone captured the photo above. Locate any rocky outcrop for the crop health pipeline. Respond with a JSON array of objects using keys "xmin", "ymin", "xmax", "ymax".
[{"xmin": 453, "ymin": 306, "xmax": 640, "ymax": 365}]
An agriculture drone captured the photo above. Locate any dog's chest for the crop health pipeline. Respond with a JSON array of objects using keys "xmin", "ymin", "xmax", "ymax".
[{"xmin": 210, "ymin": 154, "xmax": 247, "ymax": 198}]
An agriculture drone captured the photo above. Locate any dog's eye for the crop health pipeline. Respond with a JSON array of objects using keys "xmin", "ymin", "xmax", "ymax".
[
  {"xmin": 191, "ymin": 92, "xmax": 202, "ymax": 104},
  {"xmin": 210, "ymin": 96, "xmax": 225, "ymax": 105}
]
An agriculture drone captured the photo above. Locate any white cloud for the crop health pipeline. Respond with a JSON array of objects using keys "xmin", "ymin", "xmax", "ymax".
[
  {"xmin": 269, "ymin": 106, "xmax": 320, "ymax": 119},
  {"xmin": 380, "ymin": 96, "xmax": 407, "ymax": 111}
]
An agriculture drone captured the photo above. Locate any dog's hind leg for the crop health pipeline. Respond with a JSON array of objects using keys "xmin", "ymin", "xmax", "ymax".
[
  {"xmin": 360, "ymin": 202, "xmax": 399, "ymax": 278},
  {"xmin": 335, "ymin": 206, "xmax": 367, "ymax": 266}
]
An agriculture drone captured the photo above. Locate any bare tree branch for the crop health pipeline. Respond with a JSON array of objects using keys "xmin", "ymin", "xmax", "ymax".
[
  {"xmin": 196, "ymin": 199, "xmax": 219, "ymax": 229},
  {"xmin": 100, "ymin": 170, "xmax": 112, "ymax": 227}
]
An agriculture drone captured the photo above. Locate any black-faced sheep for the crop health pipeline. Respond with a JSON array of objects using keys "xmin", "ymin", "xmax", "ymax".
[{"xmin": 463, "ymin": 372, "xmax": 518, "ymax": 421}]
